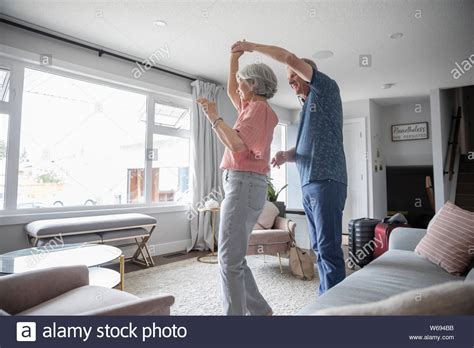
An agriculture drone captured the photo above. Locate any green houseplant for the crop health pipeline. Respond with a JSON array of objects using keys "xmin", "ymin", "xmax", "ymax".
[{"xmin": 267, "ymin": 177, "xmax": 288, "ymax": 217}]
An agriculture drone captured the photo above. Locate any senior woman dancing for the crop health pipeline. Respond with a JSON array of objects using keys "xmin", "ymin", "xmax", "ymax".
[{"xmin": 197, "ymin": 48, "xmax": 278, "ymax": 316}]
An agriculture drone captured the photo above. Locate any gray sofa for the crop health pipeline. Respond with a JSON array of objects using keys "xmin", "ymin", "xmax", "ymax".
[{"xmin": 298, "ymin": 227, "xmax": 474, "ymax": 314}]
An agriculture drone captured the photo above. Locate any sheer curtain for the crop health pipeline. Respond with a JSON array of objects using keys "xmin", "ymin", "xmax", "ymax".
[{"xmin": 188, "ymin": 80, "xmax": 223, "ymax": 251}]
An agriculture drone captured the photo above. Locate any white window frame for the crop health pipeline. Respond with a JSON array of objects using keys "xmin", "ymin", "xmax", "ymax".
[
  {"xmin": 0, "ymin": 56, "xmax": 193, "ymax": 223},
  {"xmin": 147, "ymin": 96, "xmax": 192, "ymax": 205},
  {"xmin": 1, "ymin": 58, "xmax": 23, "ymax": 213}
]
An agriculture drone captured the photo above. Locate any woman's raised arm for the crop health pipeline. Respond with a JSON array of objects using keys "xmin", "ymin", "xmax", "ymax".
[{"xmin": 196, "ymin": 98, "xmax": 247, "ymax": 152}]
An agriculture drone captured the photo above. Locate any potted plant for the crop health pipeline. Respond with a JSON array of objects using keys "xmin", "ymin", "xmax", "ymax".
[{"xmin": 267, "ymin": 177, "xmax": 288, "ymax": 217}]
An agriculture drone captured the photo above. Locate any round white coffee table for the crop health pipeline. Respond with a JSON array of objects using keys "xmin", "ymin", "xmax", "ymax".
[{"xmin": 0, "ymin": 244, "xmax": 125, "ymax": 290}]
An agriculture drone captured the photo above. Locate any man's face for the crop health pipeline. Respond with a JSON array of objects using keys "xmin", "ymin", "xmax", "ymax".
[{"xmin": 286, "ymin": 67, "xmax": 308, "ymax": 98}]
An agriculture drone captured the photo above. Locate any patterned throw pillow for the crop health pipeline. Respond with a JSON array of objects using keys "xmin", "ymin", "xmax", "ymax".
[{"xmin": 415, "ymin": 201, "xmax": 474, "ymax": 275}]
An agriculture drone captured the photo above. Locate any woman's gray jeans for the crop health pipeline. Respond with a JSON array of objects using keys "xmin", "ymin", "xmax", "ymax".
[{"xmin": 218, "ymin": 169, "xmax": 272, "ymax": 315}]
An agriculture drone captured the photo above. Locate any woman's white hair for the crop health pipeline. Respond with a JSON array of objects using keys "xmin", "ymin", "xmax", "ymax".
[{"xmin": 237, "ymin": 63, "xmax": 278, "ymax": 99}]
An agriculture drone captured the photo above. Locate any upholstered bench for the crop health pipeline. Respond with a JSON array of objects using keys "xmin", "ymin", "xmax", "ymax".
[{"xmin": 25, "ymin": 213, "xmax": 156, "ymax": 267}]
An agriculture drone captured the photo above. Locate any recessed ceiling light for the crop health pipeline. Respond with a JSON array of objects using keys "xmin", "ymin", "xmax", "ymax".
[
  {"xmin": 313, "ymin": 50, "xmax": 334, "ymax": 59},
  {"xmin": 153, "ymin": 20, "xmax": 167, "ymax": 27},
  {"xmin": 390, "ymin": 32, "xmax": 403, "ymax": 39},
  {"xmin": 382, "ymin": 83, "xmax": 396, "ymax": 89}
]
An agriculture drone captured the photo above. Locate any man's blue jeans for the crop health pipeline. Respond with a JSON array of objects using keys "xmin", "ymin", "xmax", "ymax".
[{"xmin": 302, "ymin": 179, "xmax": 347, "ymax": 295}]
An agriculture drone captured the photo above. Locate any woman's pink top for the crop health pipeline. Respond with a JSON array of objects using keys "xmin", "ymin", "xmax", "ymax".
[{"xmin": 220, "ymin": 100, "xmax": 279, "ymax": 175}]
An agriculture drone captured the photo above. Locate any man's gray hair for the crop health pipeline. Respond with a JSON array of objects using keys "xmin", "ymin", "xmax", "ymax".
[
  {"xmin": 301, "ymin": 58, "xmax": 318, "ymax": 71},
  {"xmin": 237, "ymin": 63, "xmax": 278, "ymax": 99}
]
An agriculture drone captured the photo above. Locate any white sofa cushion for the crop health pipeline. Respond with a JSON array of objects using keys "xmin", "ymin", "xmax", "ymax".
[
  {"xmin": 314, "ymin": 281, "xmax": 474, "ymax": 315},
  {"xmin": 465, "ymin": 267, "xmax": 474, "ymax": 282}
]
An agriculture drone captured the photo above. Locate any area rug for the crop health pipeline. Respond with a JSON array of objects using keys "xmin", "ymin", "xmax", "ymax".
[{"xmin": 124, "ymin": 255, "xmax": 319, "ymax": 315}]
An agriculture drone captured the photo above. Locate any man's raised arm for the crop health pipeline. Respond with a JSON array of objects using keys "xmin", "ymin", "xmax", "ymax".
[{"xmin": 231, "ymin": 41, "xmax": 313, "ymax": 82}]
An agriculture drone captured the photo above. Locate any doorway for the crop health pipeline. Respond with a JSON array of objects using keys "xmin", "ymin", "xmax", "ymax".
[{"xmin": 342, "ymin": 118, "xmax": 369, "ymax": 233}]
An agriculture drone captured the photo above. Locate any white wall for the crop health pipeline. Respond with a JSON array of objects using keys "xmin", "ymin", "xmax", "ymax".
[
  {"xmin": 381, "ymin": 99, "xmax": 432, "ymax": 166},
  {"xmin": 343, "ymin": 100, "xmax": 376, "ymax": 217},
  {"xmin": 0, "ymin": 23, "xmax": 192, "ymax": 97},
  {"xmin": 271, "ymin": 103, "xmax": 293, "ymax": 124},
  {"xmin": 285, "ymin": 100, "xmax": 376, "ymax": 214},
  {"xmin": 0, "ymin": 208, "xmax": 192, "ymax": 255},
  {"xmin": 368, "ymin": 98, "xmax": 434, "ymax": 219},
  {"xmin": 369, "ymin": 101, "xmax": 387, "ymax": 219},
  {"xmin": 431, "ymin": 88, "xmax": 456, "ymax": 211}
]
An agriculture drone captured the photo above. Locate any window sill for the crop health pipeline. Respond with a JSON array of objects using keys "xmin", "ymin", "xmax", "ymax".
[{"xmin": 0, "ymin": 204, "xmax": 190, "ymax": 226}]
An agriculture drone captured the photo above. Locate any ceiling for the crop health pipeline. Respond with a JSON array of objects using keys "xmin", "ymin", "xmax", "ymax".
[{"xmin": 1, "ymin": 0, "xmax": 473, "ymax": 110}]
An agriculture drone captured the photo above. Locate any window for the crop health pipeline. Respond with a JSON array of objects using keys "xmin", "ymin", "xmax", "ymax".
[
  {"xmin": 154, "ymin": 102, "xmax": 190, "ymax": 131},
  {"xmin": 270, "ymin": 123, "xmax": 287, "ymax": 204},
  {"xmin": 152, "ymin": 101, "xmax": 191, "ymax": 204},
  {"xmin": 18, "ymin": 68, "xmax": 147, "ymax": 208},
  {"xmin": 124, "ymin": 101, "xmax": 191, "ymax": 205},
  {"xmin": 0, "ymin": 68, "xmax": 10, "ymax": 102},
  {"xmin": 0, "ymin": 60, "xmax": 193, "ymax": 214},
  {"xmin": 0, "ymin": 114, "xmax": 7, "ymax": 209},
  {"xmin": 152, "ymin": 134, "xmax": 190, "ymax": 203}
]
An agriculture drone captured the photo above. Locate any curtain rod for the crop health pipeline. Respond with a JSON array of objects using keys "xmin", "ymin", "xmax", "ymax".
[{"xmin": 0, "ymin": 17, "xmax": 198, "ymax": 82}]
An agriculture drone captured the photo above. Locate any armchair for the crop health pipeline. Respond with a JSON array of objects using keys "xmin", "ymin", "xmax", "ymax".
[
  {"xmin": 0, "ymin": 265, "xmax": 174, "ymax": 315},
  {"xmin": 247, "ymin": 217, "xmax": 296, "ymax": 273}
]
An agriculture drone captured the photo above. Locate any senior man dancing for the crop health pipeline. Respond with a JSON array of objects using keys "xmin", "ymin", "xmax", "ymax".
[{"xmin": 232, "ymin": 40, "xmax": 347, "ymax": 295}]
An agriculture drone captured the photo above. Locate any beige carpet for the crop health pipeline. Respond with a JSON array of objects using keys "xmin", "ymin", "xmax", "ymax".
[{"xmin": 124, "ymin": 254, "xmax": 320, "ymax": 315}]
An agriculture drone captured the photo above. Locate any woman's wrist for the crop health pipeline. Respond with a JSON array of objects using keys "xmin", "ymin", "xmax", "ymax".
[
  {"xmin": 206, "ymin": 112, "xmax": 219, "ymax": 122},
  {"xmin": 211, "ymin": 117, "xmax": 223, "ymax": 129}
]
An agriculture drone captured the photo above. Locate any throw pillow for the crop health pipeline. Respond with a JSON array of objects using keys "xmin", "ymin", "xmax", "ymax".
[
  {"xmin": 253, "ymin": 201, "xmax": 280, "ymax": 230},
  {"xmin": 415, "ymin": 201, "xmax": 474, "ymax": 275}
]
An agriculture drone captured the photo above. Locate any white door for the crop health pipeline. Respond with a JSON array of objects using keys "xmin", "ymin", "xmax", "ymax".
[{"xmin": 342, "ymin": 118, "xmax": 369, "ymax": 234}]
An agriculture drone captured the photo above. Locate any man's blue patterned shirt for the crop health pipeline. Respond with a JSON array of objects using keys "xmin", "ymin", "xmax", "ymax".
[{"xmin": 295, "ymin": 69, "xmax": 348, "ymax": 186}]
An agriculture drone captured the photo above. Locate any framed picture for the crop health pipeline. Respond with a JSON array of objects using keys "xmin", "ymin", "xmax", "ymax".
[{"xmin": 391, "ymin": 122, "xmax": 429, "ymax": 142}]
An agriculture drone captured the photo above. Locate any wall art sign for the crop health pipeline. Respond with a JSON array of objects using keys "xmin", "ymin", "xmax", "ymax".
[{"xmin": 391, "ymin": 122, "xmax": 429, "ymax": 141}]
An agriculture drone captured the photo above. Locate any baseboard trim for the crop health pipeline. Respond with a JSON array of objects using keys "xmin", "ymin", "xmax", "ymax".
[
  {"xmin": 115, "ymin": 239, "xmax": 191, "ymax": 258},
  {"xmin": 149, "ymin": 239, "xmax": 192, "ymax": 256}
]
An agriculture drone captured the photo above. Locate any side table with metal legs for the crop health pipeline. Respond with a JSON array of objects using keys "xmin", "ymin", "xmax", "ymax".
[{"xmin": 197, "ymin": 207, "xmax": 220, "ymax": 264}]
